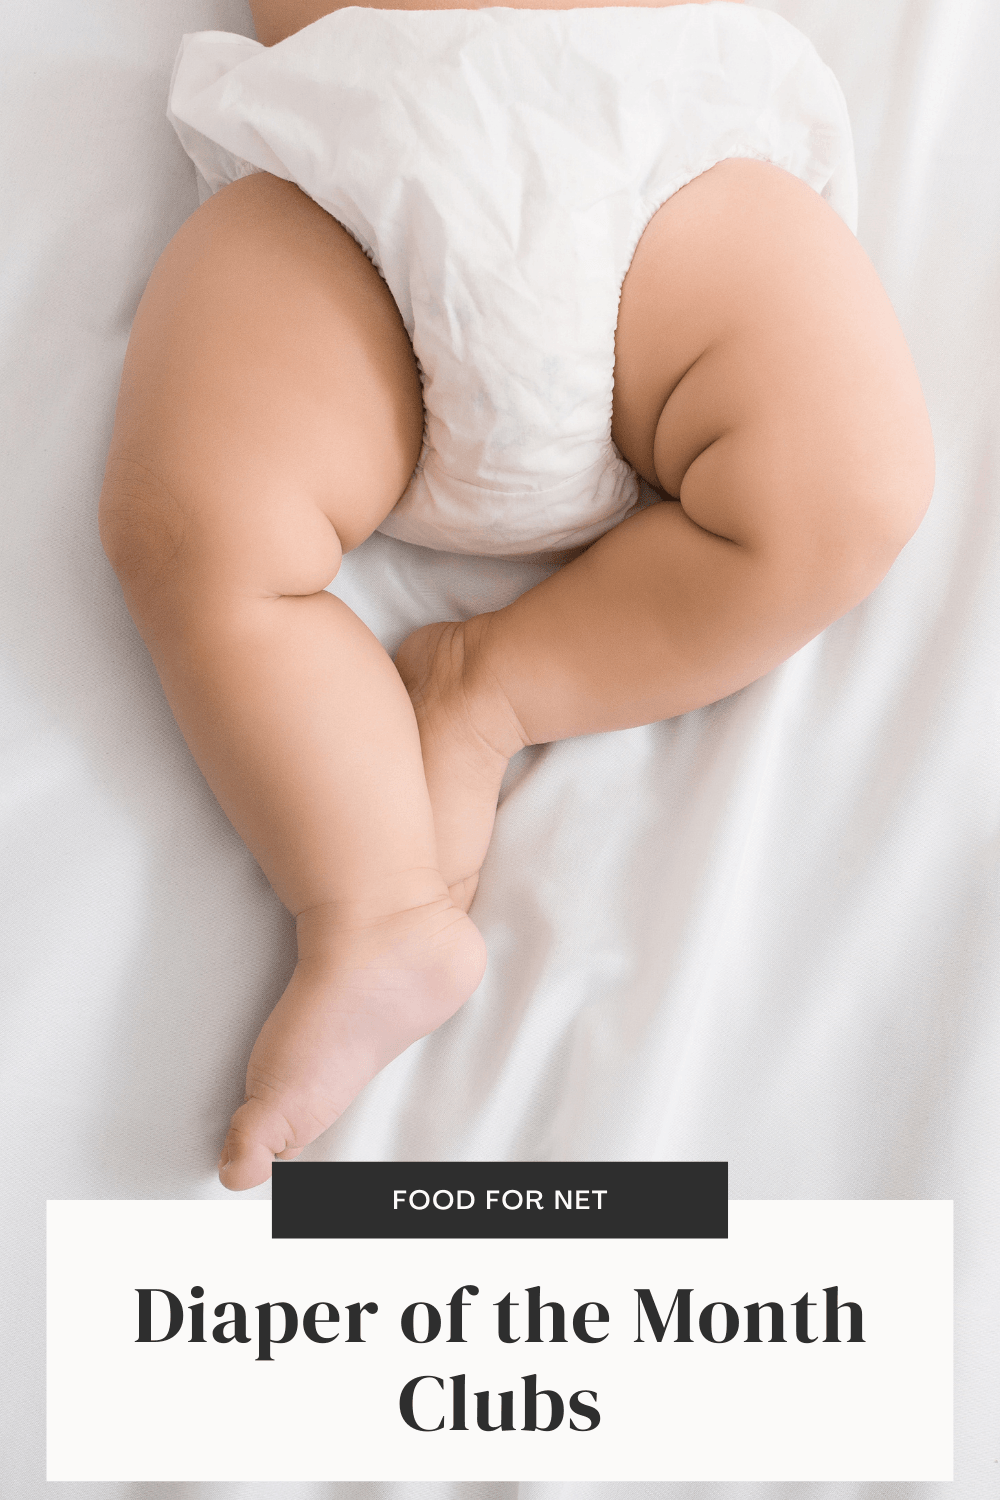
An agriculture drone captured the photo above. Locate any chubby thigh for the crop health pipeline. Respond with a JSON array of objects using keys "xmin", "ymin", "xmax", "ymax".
[
  {"xmin": 102, "ymin": 172, "xmax": 424, "ymax": 610},
  {"xmin": 613, "ymin": 157, "xmax": 933, "ymax": 614}
]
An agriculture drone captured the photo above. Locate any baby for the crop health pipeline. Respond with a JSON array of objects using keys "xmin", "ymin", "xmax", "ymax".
[{"xmin": 100, "ymin": 0, "xmax": 933, "ymax": 1190}]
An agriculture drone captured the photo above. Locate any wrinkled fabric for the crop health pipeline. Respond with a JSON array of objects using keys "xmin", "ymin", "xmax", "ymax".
[{"xmin": 167, "ymin": 4, "xmax": 855, "ymax": 554}]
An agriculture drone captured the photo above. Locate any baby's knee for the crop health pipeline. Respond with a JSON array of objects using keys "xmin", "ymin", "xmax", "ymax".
[
  {"xmin": 847, "ymin": 419, "xmax": 934, "ymax": 584},
  {"xmin": 99, "ymin": 458, "xmax": 190, "ymax": 616},
  {"xmin": 666, "ymin": 352, "xmax": 933, "ymax": 620},
  {"xmin": 100, "ymin": 455, "xmax": 344, "ymax": 628},
  {"xmin": 797, "ymin": 384, "xmax": 934, "ymax": 604},
  {"xmin": 765, "ymin": 422, "xmax": 930, "ymax": 614},
  {"xmin": 667, "ymin": 390, "xmax": 933, "ymax": 639}
]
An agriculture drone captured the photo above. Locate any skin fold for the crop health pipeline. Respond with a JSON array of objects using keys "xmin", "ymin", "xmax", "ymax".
[{"xmin": 100, "ymin": 0, "xmax": 934, "ymax": 1189}]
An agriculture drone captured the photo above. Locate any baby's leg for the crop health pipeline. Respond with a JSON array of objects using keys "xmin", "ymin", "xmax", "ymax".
[
  {"xmin": 399, "ymin": 159, "xmax": 934, "ymax": 903},
  {"xmin": 100, "ymin": 173, "xmax": 485, "ymax": 1190}
]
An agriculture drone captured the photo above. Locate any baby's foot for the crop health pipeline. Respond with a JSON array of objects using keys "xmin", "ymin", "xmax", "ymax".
[
  {"xmin": 395, "ymin": 619, "xmax": 528, "ymax": 911},
  {"xmin": 219, "ymin": 895, "xmax": 486, "ymax": 1190}
]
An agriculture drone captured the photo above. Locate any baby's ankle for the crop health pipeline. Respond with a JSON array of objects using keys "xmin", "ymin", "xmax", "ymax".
[
  {"xmin": 455, "ymin": 614, "xmax": 532, "ymax": 760},
  {"xmin": 295, "ymin": 872, "xmax": 456, "ymax": 950},
  {"xmin": 293, "ymin": 887, "xmax": 486, "ymax": 1028}
]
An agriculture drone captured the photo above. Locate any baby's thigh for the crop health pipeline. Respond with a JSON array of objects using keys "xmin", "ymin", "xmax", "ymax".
[
  {"xmin": 249, "ymin": 3, "xmax": 335, "ymax": 47},
  {"xmin": 101, "ymin": 172, "xmax": 423, "ymax": 601},
  {"xmin": 612, "ymin": 159, "xmax": 933, "ymax": 591}
]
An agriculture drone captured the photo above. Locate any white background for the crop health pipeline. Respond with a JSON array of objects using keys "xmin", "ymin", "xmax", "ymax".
[{"xmin": 47, "ymin": 1201, "xmax": 952, "ymax": 1481}]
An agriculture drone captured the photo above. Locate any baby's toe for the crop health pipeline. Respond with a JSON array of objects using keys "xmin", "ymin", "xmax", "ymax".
[{"xmin": 218, "ymin": 1096, "xmax": 298, "ymax": 1191}]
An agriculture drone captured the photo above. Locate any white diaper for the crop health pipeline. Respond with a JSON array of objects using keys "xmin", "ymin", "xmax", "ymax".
[{"xmin": 167, "ymin": 4, "xmax": 856, "ymax": 557}]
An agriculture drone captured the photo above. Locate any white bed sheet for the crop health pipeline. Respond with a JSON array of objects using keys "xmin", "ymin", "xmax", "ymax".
[{"xmin": 1, "ymin": 2, "xmax": 997, "ymax": 1497}]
